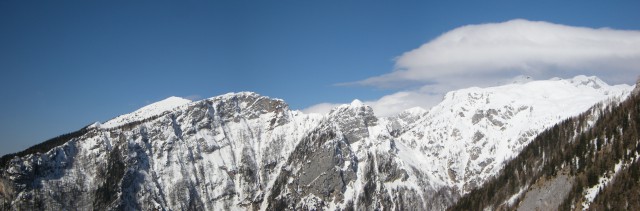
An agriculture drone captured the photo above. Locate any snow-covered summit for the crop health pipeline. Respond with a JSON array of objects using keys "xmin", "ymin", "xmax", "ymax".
[
  {"xmin": 213, "ymin": 91, "xmax": 279, "ymax": 101},
  {"xmin": 101, "ymin": 92, "xmax": 292, "ymax": 129},
  {"xmin": 397, "ymin": 75, "xmax": 633, "ymax": 193},
  {"xmin": 568, "ymin": 75, "xmax": 608, "ymax": 90},
  {"xmin": 350, "ymin": 99, "xmax": 364, "ymax": 107},
  {"xmin": 210, "ymin": 92, "xmax": 288, "ymax": 112},
  {"xmin": 101, "ymin": 96, "xmax": 192, "ymax": 128},
  {"xmin": 440, "ymin": 75, "xmax": 629, "ymax": 118},
  {"xmin": 327, "ymin": 98, "xmax": 372, "ymax": 115},
  {"xmin": 509, "ymin": 75, "xmax": 534, "ymax": 84}
]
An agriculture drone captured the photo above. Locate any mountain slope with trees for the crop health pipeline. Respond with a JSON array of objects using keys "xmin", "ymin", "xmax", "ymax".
[{"xmin": 450, "ymin": 80, "xmax": 640, "ymax": 210}]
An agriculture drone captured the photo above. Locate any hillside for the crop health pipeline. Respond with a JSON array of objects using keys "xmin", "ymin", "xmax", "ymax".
[{"xmin": 450, "ymin": 81, "xmax": 640, "ymax": 210}]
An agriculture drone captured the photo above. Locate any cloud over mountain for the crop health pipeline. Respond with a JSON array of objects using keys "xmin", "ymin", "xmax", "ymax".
[
  {"xmin": 307, "ymin": 19, "xmax": 640, "ymax": 116},
  {"xmin": 357, "ymin": 19, "xmax": 640, "ymax": 87}
]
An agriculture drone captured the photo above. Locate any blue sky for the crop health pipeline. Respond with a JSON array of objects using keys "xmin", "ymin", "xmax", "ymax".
[{"xmin": 1, "ymin": 0, "xmax": 640, "ymax": 156}]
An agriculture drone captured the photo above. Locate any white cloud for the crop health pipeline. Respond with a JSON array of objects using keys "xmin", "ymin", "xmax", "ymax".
[
  {"xmin": 301, "ymin": 102, "xmax": 341, "ymax": 115},
  {"xmin": 306, "ymin": 19, "xmax": 640, "ymax": 117},
  {"xmin": 364, "ymin": 91, "xmax": 441, "ymax": 117},
  {"xmin": 358, "ymin": 19, "xmax": 640, "ymax": 87},
  {"xmin": 301, "ymin": 90, "xmax": 442, "ymax": 117}
]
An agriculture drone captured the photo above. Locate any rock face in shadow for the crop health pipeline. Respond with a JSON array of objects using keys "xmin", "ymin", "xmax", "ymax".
[{"xmin": 266, "ymin": 125, "xmax": 357, "ymax": 210}]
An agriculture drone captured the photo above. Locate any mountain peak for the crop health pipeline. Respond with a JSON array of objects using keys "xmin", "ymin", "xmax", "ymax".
[
  {"xmin": 214, "ymin": 92, "xmax": 287, "ymax": 105},
  {"xmin": 569, "ymin": 75, "xmax": 608, "ymax": 89},
  {"xmin": 325, "ymin": 99, "xmax": 371, "ymax": 114},
  {"xmin": 510, "ymin": 75, "xmax": 533, "ymax": 84},
  {"xmin": 350, "ymin": 99, "xmax": 364, "ymax": 107},
  {"xmin": 217, "ymin": 91, "xmax": 261, "ymax": 99},
  {"xmin": 101, "ymin": 96, "xmax": 192, "ymax": 128},
  {"xmin": 152, "ymin": 96, "xmax": 191, "ymax": 105},
  {"xmin": 164, "ymin": 96, "xmax": 190, "ymax": 101},
  {"xmin": 327, "ymin": 98, "xmax": 374, "ymax": 116}
]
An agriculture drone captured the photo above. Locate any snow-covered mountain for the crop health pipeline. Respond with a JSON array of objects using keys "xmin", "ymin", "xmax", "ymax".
[
  {"xmin": 451, "ymin": 78, "xmax": 640, "ymax": 210},
  {"xmin": 99, "ymin": 96, "xmax": 193, "ymax": 128},
  {"xmin": 392, "ymin": 75, "xmax": 631, "ymax": 194},
  {"xmin": 0, "ymin": 76, "xmax": 632, "ymax": 210}
]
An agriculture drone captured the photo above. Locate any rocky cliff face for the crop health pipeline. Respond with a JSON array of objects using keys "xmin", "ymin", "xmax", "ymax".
[
  {"xmin": 0, "ymin": 92, "xmax": 323, "ymax": 210},
  {"xmin": 0, "ymin": 76, "xmax": 632, "ymax": 210}
]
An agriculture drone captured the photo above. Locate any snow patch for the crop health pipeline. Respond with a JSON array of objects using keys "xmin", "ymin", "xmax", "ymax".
[{"xmin": 581, "ymin": 153, "xmax": 638, "ymax": 210}]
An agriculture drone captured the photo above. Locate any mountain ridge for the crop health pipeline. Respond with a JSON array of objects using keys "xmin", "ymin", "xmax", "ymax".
[
  {"xmin": 449, "ymin": 79, "xmax": 640, "ymax": 210},
  {"xmin": 0, "ymin": 75, "xmax": 633, "ymax": 210}
]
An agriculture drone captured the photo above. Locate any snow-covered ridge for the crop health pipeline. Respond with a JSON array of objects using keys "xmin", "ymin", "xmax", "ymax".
[
  {"xmin": 101, "ymin": 96, "xmax": 192, "ymax": 128},
  {"xmin": 96, "ymin": 76, "xmax": 632, "ymax": 197},
  {"xmin": 440, "ymin": 75, "xmax": 629, "ymax": 119},
  {"xmin": 395, "ymin": 75, "xmax": 633, "ymax": 193},
  {"xmin": 99, "ymin": 92, "xmax": 291, "ymax": 129},
  {"xmin": 1, "ymin": 75, "xmax": 634, "ymax": 210}
]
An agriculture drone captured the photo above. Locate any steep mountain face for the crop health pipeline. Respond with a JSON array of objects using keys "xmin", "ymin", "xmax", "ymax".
[
  {"xmin": 450, "ymin": 81, "xmax": 640, "ymax": 211},
  {"xmin": 1, "ymin": 92, "xmax": 323, "ymax": 210},
  {"xmin": 0, "ymin": 76, "xmax": 632, "ymax": 210},
  {"xmin": 394, "ymin": 75, "xmax": 631, "ymax": 194}
]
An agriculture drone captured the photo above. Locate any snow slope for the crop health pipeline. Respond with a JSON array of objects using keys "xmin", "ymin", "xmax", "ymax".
[
  {"xmin": 101, "ymin": 96, "xmax": 192, "ymax": 128},
  {"xmin": 394, "ymin": 75, "xmax": 631, "ymax": 193}
]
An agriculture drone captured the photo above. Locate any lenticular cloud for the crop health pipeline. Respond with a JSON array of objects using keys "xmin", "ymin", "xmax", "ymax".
[
  {"xmin": 358, "ymin": 19, "xmax": 640, "ymax": 87},
  {"xmin": 310, "ymin": 19, "xmax": 640, "ymax": 117}
]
